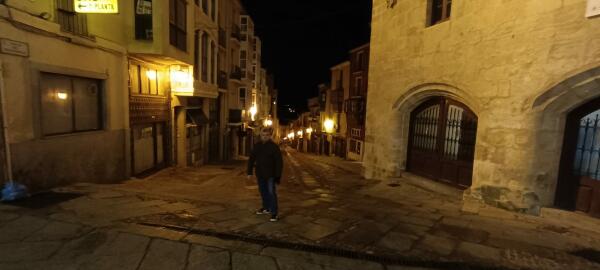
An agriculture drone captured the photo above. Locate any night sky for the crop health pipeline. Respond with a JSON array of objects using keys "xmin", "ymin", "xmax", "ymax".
[{"xmin": 241, "ymin": 0, "xmax": 372, "ymax": 124}]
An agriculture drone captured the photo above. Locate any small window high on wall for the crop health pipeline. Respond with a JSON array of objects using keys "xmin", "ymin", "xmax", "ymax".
[{"xmin": 428, "ymin": 0, "xmax": 452, "ymax": 26}]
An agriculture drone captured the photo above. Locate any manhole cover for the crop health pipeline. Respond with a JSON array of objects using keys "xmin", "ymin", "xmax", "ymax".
[{"xmin": 4, "ymin": 191, "xmax": 83, "ymax": 209}]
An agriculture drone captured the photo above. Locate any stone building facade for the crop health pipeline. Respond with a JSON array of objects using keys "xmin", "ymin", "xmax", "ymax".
[{"xmin": 364, "ymin": 0, "xmax": 600, "ymax": 216}]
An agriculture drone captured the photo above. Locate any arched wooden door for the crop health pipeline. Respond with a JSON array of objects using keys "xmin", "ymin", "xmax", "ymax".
[
  {"xmin": 407, "ymin": 97, "xmax": 478, "ymax": 188},
  {"xmin": 556, "ymin": 97, "xmax": 600, "ymax": 217}
]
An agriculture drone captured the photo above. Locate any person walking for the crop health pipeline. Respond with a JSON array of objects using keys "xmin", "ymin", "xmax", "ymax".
[{"xmin": 247, "ymin": 127, "xmax": 283, "ymax": 222}]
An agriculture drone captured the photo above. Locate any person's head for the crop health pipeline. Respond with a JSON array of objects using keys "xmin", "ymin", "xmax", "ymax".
[{"xmin": 260, "ymin": 127, "xmax": 273, "ymax": 142}]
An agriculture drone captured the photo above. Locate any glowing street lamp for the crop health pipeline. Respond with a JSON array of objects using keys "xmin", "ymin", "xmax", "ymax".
[
  {"xmin": 297, "ymin": 130, "xmax": 303, "ymax": 137},
  {"xmin": 288, "ymin": 132, "xmax": 295, "ymax": 139},
  {"xmin": 306, "ymin": 127, "xmax": 313, "ymax": 134},
  {"xmin": 324, "ymin": 119, "xmax": 334, "ymax": 133},
  {"xmin": 249, "ymin": 105, "xmax": 257, "ymax": 121},
  {"xmin": 264, "ymin": 119, "xmax": 273, "ymax": 126}
]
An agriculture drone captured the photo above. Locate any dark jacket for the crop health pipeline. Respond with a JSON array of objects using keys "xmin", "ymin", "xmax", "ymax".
[{"xmin": 247, "ymin": 140, "xmax": 283, "ymax": 181}]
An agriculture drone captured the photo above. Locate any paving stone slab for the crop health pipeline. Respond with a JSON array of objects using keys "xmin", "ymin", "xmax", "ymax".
[
  {"xmin": 158, "ymin": 202, "xmax": 198, "ymax": 212},
  {"xmin": 0, "ymin": 215, "xmax": 49, "ymax": 243},
  {"xmin": 432, "ymin": 224, "xmax": 490, "ymax": 244},
  {"xmin": 397, "ymin": 216, "xmax": 438, "ymax": 227},
  {"xmin": 313, "ymin": 218, "xmax": 343, "ymax": 229},
  {"xmin": 89, "ymin": 191, "xmax": 125, "ymax": 199},
  {"xmin": 455, "ymin": 241, "xmax": 502, "ymax": 262},
  {"xmin": 376, "ymin": 232, "xmax": 415, "ymax": 252},
  {"xmin": 25, "ymin": 221, "xmax": 90, "ymax": 242},
  {"xmin": 417, "ymin": 235, "xmax": 458, "ymax": 256},
  {"xmin": 0, "ymin": 241, "xmax": 63, "ymax": 262},
  {"xmin": 276, "ymin": 257, "xmax": 326, "ymax": 270},
  {"xmin": 115, "ymin": 223, "xmax": 188, "ymax": 241},
  {"xmin": 184, "ymin": 234, "xmax": 263, "ymax": 254},
  {"xmin": 77, "ymin": 232, "xmax": 150, "ymax": 270},
  {"xmin": 291, "ymin": 223, "xmax": 340, "ymax": 241},
  {"xmin": 0, "ymin": 212, "xmax": 20, "ymax": 222},
  {"xmin": 187, "ymin": 245, "xmax": 231, "ymax": 270},
  {"xmin": 261, "ymin": 247, "xmax": 384, "ymax": 270},
  {"xmin": 138, "ymin": 239, "xmax": 189, "ymax": 270},
  {"xmin": 232, "ymin": 252, "xmax": 278, "ymax": 270}
]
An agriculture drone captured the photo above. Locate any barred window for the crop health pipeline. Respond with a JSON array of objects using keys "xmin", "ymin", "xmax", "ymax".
[{"xmin": 56, "ymin": 0, "xmax": 88, "ymax": 36}]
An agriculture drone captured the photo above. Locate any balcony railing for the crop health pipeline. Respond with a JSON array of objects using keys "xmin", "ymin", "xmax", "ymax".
[
  {"xmin": 230, "ymin": 66, "xmax": 242, "ymax": 80},
  {"xmin": 231, "ymin": 25, "xmax": 241, "ymax": 41},
  {"xmin": 218, "ymin": 27, "xmax": 226, "ymax": 47},
  {"xmin": 218, "ymin": 71, "xmax": 228, "ymax": 89}
]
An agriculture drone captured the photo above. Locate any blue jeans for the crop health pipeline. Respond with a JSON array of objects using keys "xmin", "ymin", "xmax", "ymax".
[{"xmin": 257, "ymin": 178, "xmax": 278, "ymax": 216}]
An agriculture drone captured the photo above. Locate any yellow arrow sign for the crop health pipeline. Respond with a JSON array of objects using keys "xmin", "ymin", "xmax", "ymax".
[{"xmin": 74, "ymin": 0, "xmax": 119, "ymax": 14}]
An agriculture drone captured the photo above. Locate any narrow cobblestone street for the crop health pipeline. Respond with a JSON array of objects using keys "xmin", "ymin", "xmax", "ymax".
[{"xmin": 1, "ymin": 147, "xmax": 600, "ymax": 269}]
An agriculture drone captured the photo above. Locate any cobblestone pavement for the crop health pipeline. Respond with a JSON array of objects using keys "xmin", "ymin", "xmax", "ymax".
[{"xmin": 1, "ymin": 147, "xmax": 600, "ymax": 269}]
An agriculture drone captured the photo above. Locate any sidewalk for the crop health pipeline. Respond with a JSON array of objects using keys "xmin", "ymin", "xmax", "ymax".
[{"xmin": 1, "ymin": 153, "xmax": 600, "ymax": 269}]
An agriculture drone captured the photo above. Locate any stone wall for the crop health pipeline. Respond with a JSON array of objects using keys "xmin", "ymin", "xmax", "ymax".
[
  {"xmin": 364, "ymin": 0, "xmax": 600, "ymax": 213},
  {"xmin": 0, "ymin": 8, "xmax": 129, "ymax": 190}
]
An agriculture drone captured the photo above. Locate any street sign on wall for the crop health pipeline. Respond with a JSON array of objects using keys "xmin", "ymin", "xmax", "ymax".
[
  {"xmin": 0, "ymin": 39, "xmax": 29, "ymax": 57},
  {"xmin": 74, "ymin": 0, "xmax": 119, "ymax": 14},
  {"xmin": 587, "ymin": 0, "xmax": 600, "ymax": 18}
]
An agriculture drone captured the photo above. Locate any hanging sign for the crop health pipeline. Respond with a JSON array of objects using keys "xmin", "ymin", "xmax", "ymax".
[
  {"xmin": 74, "ymin": 0, "xmax": 119, "ymax": 14},
  {"xmin": 587, "ymin": 0, "xmax": 600, "ymax": 18}
]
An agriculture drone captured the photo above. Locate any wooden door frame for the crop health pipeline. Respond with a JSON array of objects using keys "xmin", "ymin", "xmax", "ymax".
[
  {"xmin": 555, "ymin": 97, "xmax": 600, "ymax": 210},
  {"xmin": 406, "ymin": 96, "xmax": 477, "ymax": 188}
]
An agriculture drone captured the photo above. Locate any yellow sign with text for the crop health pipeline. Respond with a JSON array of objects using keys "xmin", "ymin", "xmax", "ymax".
[{"xmin": 74, "ymin": 0, "xmax": 119, "ymax": 14}]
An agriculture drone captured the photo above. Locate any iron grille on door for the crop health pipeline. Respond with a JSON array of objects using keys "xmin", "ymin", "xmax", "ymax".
[
  {"xmin": 407, "ymin": 97, "xmax": 477, "ymax": 188},
  {"xmin": 574, "ymin": 111, "xmax": 600, "ymax": 179}
]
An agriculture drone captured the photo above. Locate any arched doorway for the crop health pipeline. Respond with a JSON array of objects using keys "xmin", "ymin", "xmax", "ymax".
[
  {"xmin": 556, "ymin": 97, "xmax": 600, "ymax": 217},
  {"xmin": 407, "ymin": 97, "xmax": 478, "ymax": 188}
]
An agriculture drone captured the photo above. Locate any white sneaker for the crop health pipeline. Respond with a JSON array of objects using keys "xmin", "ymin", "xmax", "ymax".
[{"xmin": 255, "ymin": 208, "xmax": 270, "ymax": 215}]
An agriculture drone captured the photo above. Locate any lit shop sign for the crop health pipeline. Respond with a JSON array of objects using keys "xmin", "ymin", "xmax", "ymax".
[
  {"xmin": 170, "ymin": 66, "xmax": 194, "ymax": 96},
  {"xmin": 74, "ymin": 0, "xmax": 119, "ymax": 14}
]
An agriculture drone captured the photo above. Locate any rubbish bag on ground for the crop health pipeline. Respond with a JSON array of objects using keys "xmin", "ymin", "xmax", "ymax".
[{"xmin": 1, "ymin": 182, "xmax": 29, "ymax": 202}]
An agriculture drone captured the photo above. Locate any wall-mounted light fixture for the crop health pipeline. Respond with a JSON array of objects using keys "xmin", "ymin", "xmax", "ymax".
[
  {"xmin": 146, "ymin": 70, "xmax": 157, "ymax": 80},
  {"xmin": 56, "ymin": 91, "xmax": 68, "ymax": 100}
]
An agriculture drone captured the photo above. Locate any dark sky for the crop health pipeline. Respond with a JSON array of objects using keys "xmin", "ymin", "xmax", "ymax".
[{"xmin": 240, "ymin": 0, "xmax": 372, "ymax": 123}]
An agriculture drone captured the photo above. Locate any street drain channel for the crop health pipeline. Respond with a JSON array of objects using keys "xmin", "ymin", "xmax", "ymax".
[
  {"xmin": 571, "ymin": 249, "xmax": 600, "ymax": 264},
  {"xmin": 136, "ymin": 222, "xmax": 511, "ymax": 270}
]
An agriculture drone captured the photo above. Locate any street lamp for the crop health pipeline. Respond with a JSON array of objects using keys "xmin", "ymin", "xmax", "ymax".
[
  {"xmin": 264, "ymin": 119, "xmax": 273, "ymax": 126},
  {"xmin": 249, "ymin": 105, "xmax": 257, "ymax": 121},
  {"xmin": 306, "ymin": 127, "xmax": 313, "ymax": 134},
  {"xmin": 297, "ymin": 130, "xmax": 303, "ymax": 137},
  {"xmin": 324, "ymin": 119, "xmax": 334, "ymax": 133}
]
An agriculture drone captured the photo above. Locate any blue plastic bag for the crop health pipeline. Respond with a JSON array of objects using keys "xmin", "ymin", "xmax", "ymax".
[{"xmin": 1, "ymin": 182, "xmax": 29, "ymax": 201}]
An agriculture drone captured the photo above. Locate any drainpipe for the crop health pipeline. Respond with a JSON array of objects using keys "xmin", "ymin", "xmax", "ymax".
[{"xmin": 0, "ymin": 60, "xmax": 13, "ymax": 184}]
